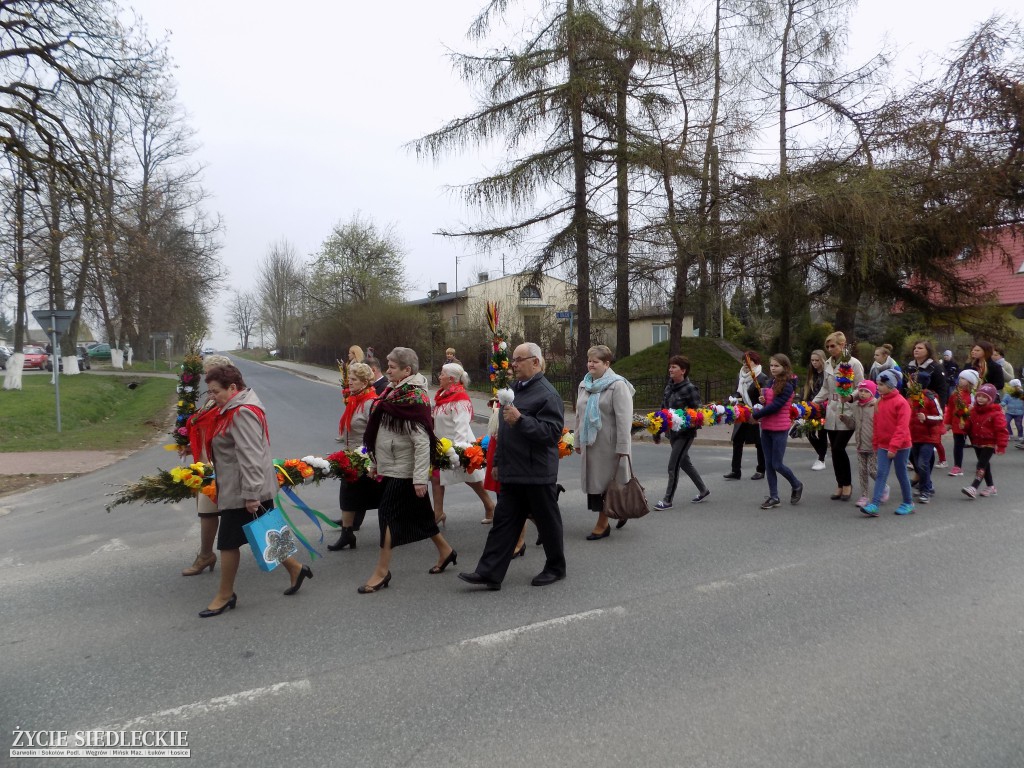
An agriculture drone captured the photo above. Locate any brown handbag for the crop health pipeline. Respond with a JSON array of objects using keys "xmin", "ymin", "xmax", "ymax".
[{"xmin": 602, "ymin": 455, "xmax": 650, "ymax": 520}]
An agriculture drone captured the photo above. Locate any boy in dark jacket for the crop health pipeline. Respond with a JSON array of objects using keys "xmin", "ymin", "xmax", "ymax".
[{"xmin": 654, "ymin": 355, "xmax": 710, "ymax": 509}]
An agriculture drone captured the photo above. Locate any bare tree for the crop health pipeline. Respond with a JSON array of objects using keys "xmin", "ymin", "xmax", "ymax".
[
  {"xmin": 227, "ymin": 290, "xmax": 259, "ymax": 349},
  {"xmin": 256, "ymin": 240, "xmax": 304, "ymax": 350}
]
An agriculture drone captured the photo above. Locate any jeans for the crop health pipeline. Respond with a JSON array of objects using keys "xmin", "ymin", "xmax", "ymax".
[
  {"xmin": 664, "ymin": 430, "xmax": 706, "ymax": 502},
  {"xmin": 760, "ymin": 429, "xmax": 800, "ymax": 499},
  {"xmin": 872, "ymin": 447, "xmax": 913, "ymax": 505},
  {"xmin": 910, "ymin": 443, "xmax": 935, "ymax": 495}
]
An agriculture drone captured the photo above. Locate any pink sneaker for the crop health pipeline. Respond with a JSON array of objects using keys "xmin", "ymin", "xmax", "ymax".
[
  {"xmin": 961, "ymin": 486, "xmax": 977, "ymax": 499},
  {"xmin": 855, "ymin": 496, "xmax": 869, "ymax": 508},
  {"xmin": 979, "ymin": 486, "xmax": 998, "ymax": 497},
  {"xmin": 948, "ymin": 466, "xmax": 963, "ymax": 477},
  {"xmin": 881, "ymin": 485, "xmax": 890, "ymax": 503}
]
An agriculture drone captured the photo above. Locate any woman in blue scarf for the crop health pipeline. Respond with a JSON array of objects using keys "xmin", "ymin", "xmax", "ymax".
[{"xmin": 573, "ymin": 345, "xmax": 635, "ymax": 540}]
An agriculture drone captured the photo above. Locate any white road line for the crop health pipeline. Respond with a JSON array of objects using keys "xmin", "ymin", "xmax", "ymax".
[
  {"xmin": 92, "ymin": 538, "xmax": 129, "ymax": 554},
  {"xmin": 183, "ymin": 521, "xmax": 201, "ymax": 540},
  {"xmin": 695, "ymin": 580, "xmax": 735, "ymax": 593},
  {"xmin": 90, "ymin": 680, "xmax": 312, "ymax": 732},
  {"xmin": 459, "ymin": 607, "xmax": 626, "ymax": 648},
  {"xmin": 909, "ymin": 524, "xmax": 957, "ymax": 538}
]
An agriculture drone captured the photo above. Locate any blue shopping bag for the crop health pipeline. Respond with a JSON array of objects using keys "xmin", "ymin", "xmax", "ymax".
[{"xmin": 243, "ymin": 506, "xmax": 299, "ymax": 572}]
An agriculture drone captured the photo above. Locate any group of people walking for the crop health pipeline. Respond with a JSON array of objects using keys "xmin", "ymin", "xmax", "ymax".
[{"xmin": 178, "ymin": 333, "xmax": 1018, "ymax": 616}]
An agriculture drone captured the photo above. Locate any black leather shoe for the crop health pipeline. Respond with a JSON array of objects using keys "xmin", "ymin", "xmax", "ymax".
[
  {"xmin": 614, "ymin": 518, "xmax": 627, "ymax": 529},
  {"xmin": 327, "ymin": 527, "xmax": 356, "ymax": 551},
  {"xmin": 586, "ymin": 527, "xmax": 610, "ymax": 541},
  {"xmin": 283, "ymin": 565, "xmax": 313, "ymax": 596},
  {"xmin": 357, "ymin": 571, "xmax": 391, "ymax": 594},
  {"xmin": 199, "ymin": 593, "xmax": 237, "ymax": 618},
  {"xmin": 791, "ymin": 484, "xmax": 803, "ymax": 505},
  {"xmin": 751, "ymin": 472, "xmax": 765, "ymax": 480},
  {"xmin": 458, "ymin": 571, "xmax": 501, "ymax": 590},
  {"xmin": 723, "ymin": 471, "xmax": 741, "ymax": 480},
  {"xmin": 531, "ymin": 571, "xmax": 565, "ymax": 587},
  {"xmin": 429, "ymin": 549, "xmax": 458, "ymax": 574}
]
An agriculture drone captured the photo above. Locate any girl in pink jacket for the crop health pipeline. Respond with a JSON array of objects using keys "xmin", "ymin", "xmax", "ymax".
[
  {"xmin": 862, "ymin": 369, "xmax": 914, "ymax": 517},
  {"xmin": 752, "ymin": 354, "xmax": 802, "ymax": 509}
]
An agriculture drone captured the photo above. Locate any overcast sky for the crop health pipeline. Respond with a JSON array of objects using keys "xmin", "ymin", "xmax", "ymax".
[{"xmin": 122, "ymin": 0, "xmax": 1017, "ymax": 350}]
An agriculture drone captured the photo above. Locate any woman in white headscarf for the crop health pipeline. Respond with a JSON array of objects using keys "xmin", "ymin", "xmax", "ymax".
[
  {"xmin": 574, "ymin": 345, "xmax": 635, "ymax": 540},
  {"xmin": 724, "ymin": 350, "xmax": 768, "ymax": 481}
]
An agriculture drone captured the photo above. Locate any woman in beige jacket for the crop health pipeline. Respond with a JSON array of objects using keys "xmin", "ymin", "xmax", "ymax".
[
  {"xmin": 199, "ymin": 365, "xmax": 311, "ymax": 618},
  {"xmin": 574, "ymin": 345, "xmax": 635, "ymax": 540},
  {"xmin": 358, "ymin": 347, "xmax": 457, "ymax": 594}
]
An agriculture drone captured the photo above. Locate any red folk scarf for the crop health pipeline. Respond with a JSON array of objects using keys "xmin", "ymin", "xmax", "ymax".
[
  {"xmin": 433, "ymin": 384, "xmax": 473, "ymax": 417},
  {"xmin": 338, "ymin": 387, "xmax": 378, "ymax": 437},
  {"xmin": 187, "ymin": 400, "xmax": 220, "ymax": 462},
  {"xmin": 204, "ymin": 397, "xmax": 269, "ymax": 461}
]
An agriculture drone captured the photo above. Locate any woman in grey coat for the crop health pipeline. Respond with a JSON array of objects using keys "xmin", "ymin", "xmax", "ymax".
[
  {"xmin": 574, "ymin": 345, "xmax": 635, "ymax": 540},
  {"xmin": 199, "ymin": 365, "xmax": 311, "ymax": 618}
]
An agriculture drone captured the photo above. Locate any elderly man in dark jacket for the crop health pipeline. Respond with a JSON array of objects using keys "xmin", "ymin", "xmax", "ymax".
[{"xmin": 459, "ymin": 342, "xmax": 566, "ymax": 590}]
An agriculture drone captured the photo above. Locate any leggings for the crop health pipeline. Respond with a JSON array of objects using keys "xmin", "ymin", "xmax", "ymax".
[
  {"xmin": 970, "ymin": 446, "xmax": 995, "ymax": 488},
  {"xmin": 856, "ymin": 451, "xmax": 877, "ymax": 499},
  {"xmin": 826, "ymin": 429, "xmax": 854, "ymax": 487},
  {"xmin": 952, "ymin": 433, "xmax": 967, "ymax": 469}
]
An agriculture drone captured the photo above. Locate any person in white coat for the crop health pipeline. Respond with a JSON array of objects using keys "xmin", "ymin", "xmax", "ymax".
[
  {"xmin": 431, "ymin": 363, "xmax": 496, "ymax": 526},
  {"xmin": 574, "ymin": 345, "xmax": 635, "ymax": 540}
]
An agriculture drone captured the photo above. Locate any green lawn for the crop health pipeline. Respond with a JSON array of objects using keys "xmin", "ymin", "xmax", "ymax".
[
  {"xmin": 613, "ymin": 338, "xmax": 740, "ymax": 381},
  {"xmin": 0, "ymin": 374, "xmax": 178, "ymax": 452}
]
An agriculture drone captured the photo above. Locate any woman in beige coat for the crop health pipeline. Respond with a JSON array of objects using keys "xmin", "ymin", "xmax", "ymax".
[
  {"xmin": 358, "ymin": 347, "xmax": 457, "ymax": 594},
  {"xmin": 574, "ymin": 345, "xmax": 635, "ymax": 540},
  {"xmin": 812, "ymin": 331, "xmax": 866, "ymax": 501}
]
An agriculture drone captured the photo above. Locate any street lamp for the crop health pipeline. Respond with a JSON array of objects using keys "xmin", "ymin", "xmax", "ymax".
[{"xmin": 31, "ymin": 308, "xmax": 77, "ymax": 433}]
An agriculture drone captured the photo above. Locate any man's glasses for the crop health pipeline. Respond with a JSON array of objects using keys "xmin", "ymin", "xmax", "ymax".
[{"xmin": 510, "ymin": 356, "xmax": 537, "ymax": 364}]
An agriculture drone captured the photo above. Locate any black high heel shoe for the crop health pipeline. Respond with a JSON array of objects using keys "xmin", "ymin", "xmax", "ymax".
[
  {"xmin": 357, "ymin": 571, "xmax": 392, "ymax": 594},
  {"xmin": 512, "ymin": 543, "xmax": 526, "ymax": 558},
  {"xmin": 429, "ymin": 549, "xmax": 458, "ymax": 574},
  {"xmin": 199, "ymin": 593, "xmax": 237, "ymax": 618},
  {"xmin": 283, "ymin": 565, "xmax": 313, "ymax": 596},
  {"xmin": 586, "ymin": 527, "xmax": 611, "ymax": 541}
]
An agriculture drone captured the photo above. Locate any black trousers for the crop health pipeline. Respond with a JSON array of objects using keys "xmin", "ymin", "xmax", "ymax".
[
  {"xmin": 807, "ymin": 429, "xmax": 829, "ymax": 461},
  {"xmin": 474, "ymin": 483, "xmax": 565, "ymax": 584},
  {"xmin": 826, "ymin": 429, "xmax": 854, "ymax": 486},
  {"xmin": 731, "ymin": 428, "xmax": 765, "ymax": 474}
]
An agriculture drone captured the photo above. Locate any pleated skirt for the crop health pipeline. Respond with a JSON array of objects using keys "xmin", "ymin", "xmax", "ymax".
[{"xmin": 377, "ymin": 476, "xmax": 439, "ymax": 548}]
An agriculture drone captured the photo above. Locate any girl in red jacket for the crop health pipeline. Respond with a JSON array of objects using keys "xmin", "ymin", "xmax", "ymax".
[
  {"xmin": 862, "ymin": 370, "xmax": 914, "ymax": 516},
  {"xmin": 908, "ymin": 368, "xmax": 943, "ymax": 504},
  {"xmin": 961, "ymin": 383, "xmax": 1009, "ymax": 499},
  {"xmin": 943, "ymin": 369, "xmax": 979, "ymax": 477}
]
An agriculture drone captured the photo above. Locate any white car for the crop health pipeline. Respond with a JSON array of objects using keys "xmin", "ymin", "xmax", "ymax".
[{"xmin": 201, "ymin": 346, "xmax": 216, "ymax": 356}]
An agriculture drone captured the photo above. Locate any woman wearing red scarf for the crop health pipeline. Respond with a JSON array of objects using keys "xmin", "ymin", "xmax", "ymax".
[
  {"xmin": 327, "ymin": 362, "xmax": 380, "ymax": 552},
  {"xmin": 431, "ymin": 363, "xmax": 496, "ymax": 527},
  {"xmin": 358, "ymin": 347, "xmax": 457, "ymax": 594}
]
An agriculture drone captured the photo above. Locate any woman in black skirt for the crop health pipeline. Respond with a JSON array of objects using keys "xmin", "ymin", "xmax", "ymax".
[
  {"xmin": 358, "ymin": 347, "xmax": 457, "ymax": 594},
  {"xmin": 328, "ymin": 362, "xmax": 381, "ymax": 551}
]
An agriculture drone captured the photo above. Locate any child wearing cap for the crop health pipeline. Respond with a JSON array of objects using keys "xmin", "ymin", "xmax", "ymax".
[
  {"xmin": 851, "ymin": 379, "xmax": 883, "ymax": 508},
  {"xmin": 943, "ymin": 369, "xmax": 978, "ymax": 476},
  {"xmin": 1000, "ymin": 378, "xmax": 1023, "ymax": 442},
  {"xmin": 908, "ymin": 368, "xmax": 943, "ymax": 504},
  {"xmin": 862, "ymin": 370, "xmax": 914, "ymax": 517},
  {"xmin": 962, "ymin": 383, "xmax": 1008, "ymax": 499}
]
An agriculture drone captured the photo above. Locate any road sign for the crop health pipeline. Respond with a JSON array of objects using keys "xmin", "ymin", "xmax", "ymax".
[{"xmin": 556, "ymin": 311, "xmax": 573, "ymax": 320}]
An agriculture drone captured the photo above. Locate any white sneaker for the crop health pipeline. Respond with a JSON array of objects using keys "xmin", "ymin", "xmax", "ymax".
[
  {"xmin": 936, "ymin": 461, "xmax": 948, "ymax": 468},
  {"xmin": 811, "ymin": 459, "xmax": 826, "ymax": 471}
]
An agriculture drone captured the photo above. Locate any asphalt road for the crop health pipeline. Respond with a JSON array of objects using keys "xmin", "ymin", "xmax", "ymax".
[{"xmin": 2, "ymin": 357, "xmax": 1023, "ymax": 767}]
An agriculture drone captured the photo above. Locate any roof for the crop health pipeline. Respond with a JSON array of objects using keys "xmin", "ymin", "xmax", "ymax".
[{"xmin": 941, "ymin": 226, "xmax": 1024, "ymax": 307}]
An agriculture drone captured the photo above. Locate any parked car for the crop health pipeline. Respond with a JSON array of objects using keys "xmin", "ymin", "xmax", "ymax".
[
  {"xmin": 46, "ymin": 346, "xmax": 91, "ymax": 372},
  {"xmin": 22, "ymin": 346, "xmax": 49, "ymax": 370},
  {"xmin": 87, "ymin": 343, "xmax": 112, "ymax": 360}
]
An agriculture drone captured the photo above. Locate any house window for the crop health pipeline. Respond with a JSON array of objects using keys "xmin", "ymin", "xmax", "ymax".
[
  {"xmin": 520, "ymin": 285, "xmax": 541, "ymax": 300},
  {"xmin": 524, "ymin": 314, "xmax": 542, "ymax": 340},
  {"xmin": 652, "ymin": 324, "xmax": 669, "ymax": 344}
]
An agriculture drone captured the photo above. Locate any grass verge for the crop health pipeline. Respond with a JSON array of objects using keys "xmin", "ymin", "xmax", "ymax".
[{"xmin": 0, "ymin": 374, "xmax": 177, "ymax": 452}]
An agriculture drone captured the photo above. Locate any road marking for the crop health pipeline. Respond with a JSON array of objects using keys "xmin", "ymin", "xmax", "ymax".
[
  {"xmin": 90, "ymin": 680, "xmax": 312, "ymax": 731},
  {"xmin": 183, "ymin": 521, "xmax": 200, "ymax": 540},
  {"xmin": 909, "ymin": 524, "xmax": 957, "ymax": 538},
  {"xmin": 0, "ymin": 556, "xmax": 23, "ymax": 568},
  {"xmin": 459, "ymin": 607, "xmax": 626, "ymax": 648},
  {"xmin": 695, "ymin": 580, "xmax": 735, "ymax": 593},
  {"xmin": 696, "ymin": 563, "xmax": 804, "ymax": 593},
  {"xmin": 92, "ymin": 538, "xmax": 129, "ymax": 554}
]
